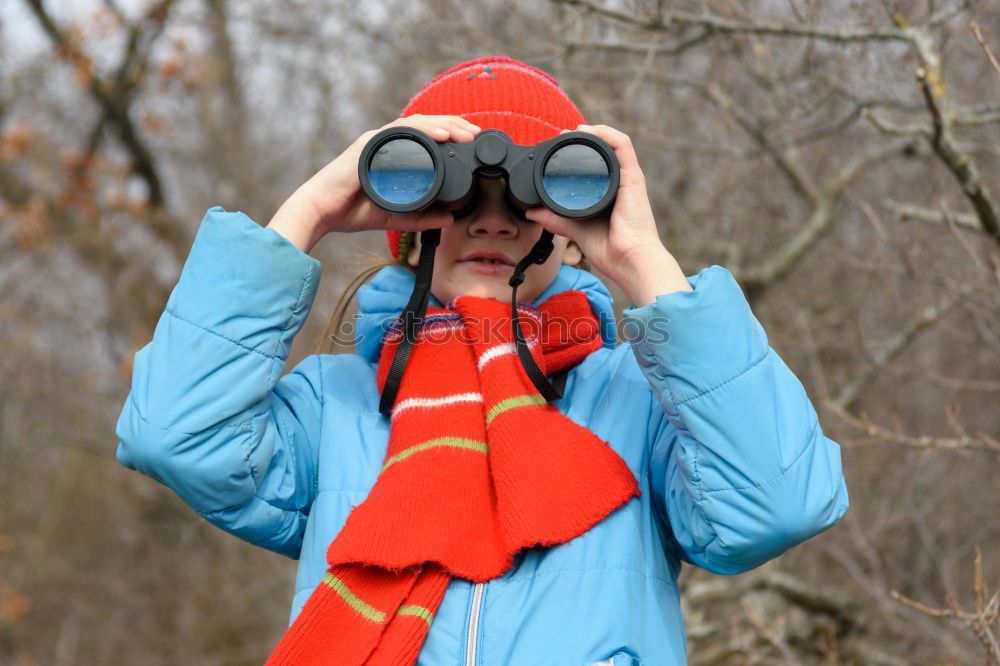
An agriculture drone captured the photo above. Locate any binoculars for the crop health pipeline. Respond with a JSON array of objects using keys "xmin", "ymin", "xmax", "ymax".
[{"xmin": 358, "ymin": 127, "xmax": 619, "ymax": 220}]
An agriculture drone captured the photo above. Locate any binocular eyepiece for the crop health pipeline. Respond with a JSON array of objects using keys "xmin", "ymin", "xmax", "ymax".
[{"xmin": 358, "ymin": 127, "xmax": 619, "ymax": 220}]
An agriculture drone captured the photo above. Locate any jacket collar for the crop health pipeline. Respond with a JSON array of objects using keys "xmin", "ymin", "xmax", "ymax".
[{"xmin": 355, "ymin": 264, "xmax": 617, "ymax": 364}]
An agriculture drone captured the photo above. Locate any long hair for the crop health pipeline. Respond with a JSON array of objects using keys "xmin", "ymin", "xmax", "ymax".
[{"xmin": 314, "ymin": 249, "xmax": 413, "ymax": 356}]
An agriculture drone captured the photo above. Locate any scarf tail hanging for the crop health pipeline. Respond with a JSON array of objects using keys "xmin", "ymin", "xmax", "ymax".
[{"xmin": 265, "ymin": 291, "xmax": 640, "ymax": 665}]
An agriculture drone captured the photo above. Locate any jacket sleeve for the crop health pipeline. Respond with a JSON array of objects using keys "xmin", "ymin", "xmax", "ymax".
[
  {"xmin": 114, "ymin": 206, "xmax": 324, "ymax": 560},
  {"xmin": 622, "ymin": 265, "xmax": 849, "ymax": 575}
]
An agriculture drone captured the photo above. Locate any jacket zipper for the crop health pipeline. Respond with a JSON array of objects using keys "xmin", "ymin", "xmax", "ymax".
[{"xmin": 465, "ymin": 581, "xmax": 485, "ymax": 666}]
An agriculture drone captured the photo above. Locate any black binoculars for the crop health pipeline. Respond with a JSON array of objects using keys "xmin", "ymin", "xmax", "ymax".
[{"xmin": 358, "ymin": 127, "xmax": 619, "ymax": 220}]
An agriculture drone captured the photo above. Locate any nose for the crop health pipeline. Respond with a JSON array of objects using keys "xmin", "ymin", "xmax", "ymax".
[
  {"xmin": 466, "ymin": 179, "xmax": 519, "ymax": 239},
  {"xmin": 467, "ymin": 213, "xmax": 517, "ymax": 239}
]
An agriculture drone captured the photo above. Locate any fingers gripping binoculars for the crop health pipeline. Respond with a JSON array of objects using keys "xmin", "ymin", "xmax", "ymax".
[{"xmin": 358, "ymin": 127, "xmax": 620, "ymax": 417}]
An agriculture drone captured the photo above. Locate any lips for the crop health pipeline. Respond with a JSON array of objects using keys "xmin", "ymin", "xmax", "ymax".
[
  {"xmin": 458, "ymin": 258, "xmax": 514, "ymax": 276},
  {"xmin": 458, "ymin": 250, "xmax": 515, "ymax": 266}
]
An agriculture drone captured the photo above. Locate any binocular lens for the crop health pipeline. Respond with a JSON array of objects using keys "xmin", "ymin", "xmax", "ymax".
[
  {"xmin": 367, "ymin": 138, "xmax": 435, "ymax": 205},
  {"xmin": 541, "ymin": 143, "xmax": 611, "ymax": 211}
]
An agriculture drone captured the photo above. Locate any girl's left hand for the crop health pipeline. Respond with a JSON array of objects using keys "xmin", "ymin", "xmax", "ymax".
[{"xmin": 524, "ymin": 123, "xmax": 666, "ymax": 283}]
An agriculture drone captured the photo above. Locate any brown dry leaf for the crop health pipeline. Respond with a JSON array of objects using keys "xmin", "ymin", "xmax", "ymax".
[
  {"xmin": 52, "ymin": 29, "xmax": 95, "ymax": 90},
  {"xmin": 90, "ymin": 6, "xmax": 124, "ymax": 38},
  {"xmin": 60, "ymin": 149, "xmax": 88, "ymax": 169},
  {"xmin": 143, "ymin": 112, "xmax": 166, "ymax": 134},
  {"xmin": 105, "ymin": 189, "xmax": 126, "ymax": 209},
  {"xmin": 160, "ymin": 58, "xmax": 181, "ymax": 79},
  {"xmin": 14, "ymin": 194, "xmax": 53, "ymax": 250},
  {"xmin": 1, "ymin": 590, "xmax": 31, "ymax": 623},
  {"xmin": 1, "ymin": 125, "xmax": 34, "ymax": 160},
  {"xmin": 171, "ymin": 33, "xmax": 187, "ymax": 51},
  {"xmin": 73, "ymin": 59, "xmax": 94, "ymax": 89},
  {"xmin": 66, "ymin": 24, "xmax": 85, "ymax": 44},
  {"xmin": 81, "ymin": 198, "xmax": 101, "ymax": 222},
  {"xmin": 182, "ymin": 65, "xmax": 204, "ymax": 91},
  {"xmin": 14, "ymin": 654, "xmax": 41, "ymax": 666},
  {"xmin": 126, "ymin": 198, "xmax": 150, "ymax": 215}
]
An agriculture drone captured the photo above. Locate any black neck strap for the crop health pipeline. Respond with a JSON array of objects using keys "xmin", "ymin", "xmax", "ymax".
[
  {"xmin": 378, "ymin": 229, "xmax": 565, "ymax": 418},
  {"xmin": 378, "ymin": 228, "xmax": 439, "ymax": 417},
  {"xmin": 508, "ymin": 230, "xmax": 563, "ymax": 402}
]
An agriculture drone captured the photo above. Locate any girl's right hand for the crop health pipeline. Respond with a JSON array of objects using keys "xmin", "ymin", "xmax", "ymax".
[{"xmin": 266, "ymin": 115, "xmax": 482, "ymax": 253}]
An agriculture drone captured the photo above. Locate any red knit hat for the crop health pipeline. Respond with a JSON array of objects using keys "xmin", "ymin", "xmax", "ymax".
[{"xmin": 386, "ymin": 56, "xmax": 586, "ymax": 263}]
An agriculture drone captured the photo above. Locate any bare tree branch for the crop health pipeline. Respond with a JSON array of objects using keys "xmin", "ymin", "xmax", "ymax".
[
  {"xmin": 697, "ymin": 82, "xmax": 912, "ymax": 297},
  {"xmin": 927, "ymin": 0, "xmax": 977, "ymax": 28},
  {"xmin": 890, "ymin": 546, "xmax": 1000, "ymax": 665},
  {"xmin": 829, "ymin": 281, "xmax": 985, "ymax": 410},
  {"xmin": 23, "ymin": 0, "xmax": 176, "ymax": 209},
  {"xmin": 971, "ymin": 21, "xmax": 1000, "ymax": 75},
  {"xmin": 826, "ymin": 400, "xmax": 1000, "ymax": 454},
  {"xmin": 914, "ymin": 63, "xmax": 1000, "ymax": 243},
  {"xmin": 563, "ymin": 30, "xmax": 713, "ymax": 57},
  {"xmin": 864, "ymin": 107, "xmax": 932, "ymax": 137},
  {"xmin": 885, "ymin": 199, "xmax": 982, "ymax": 231},
  {"xmin": 20, "ymin": 0, "xmax": 190, "ymax": 261},
  {"xmin": 553, "ymin": 0, "xmax": 909, "ymax": 42}
]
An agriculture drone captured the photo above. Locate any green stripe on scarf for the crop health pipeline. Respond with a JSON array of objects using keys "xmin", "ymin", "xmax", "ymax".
[
  {"xmin": 321, "ymin": 573, "xmax": 386, "ymax": 623},
  {"xmin": 486, "ymin": 394, "xmax": 547, "ymax": 425},
  {"xmin": 396, "ymin": 604, "xmax": 435, "ymax": 626},
  {"xmin": 382, "ymin": 437, "xmax": 489, "ymax": 473}
]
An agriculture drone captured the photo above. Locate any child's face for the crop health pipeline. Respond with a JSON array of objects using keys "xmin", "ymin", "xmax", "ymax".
[{"xmin": 406, "ymin": 177, "xmax": 582, "ymax": 305}]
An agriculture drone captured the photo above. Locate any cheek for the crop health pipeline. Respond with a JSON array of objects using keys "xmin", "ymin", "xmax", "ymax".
[
  {"xmin": 526, "ymin": 254, "xmax": 564, "ymax": 292},
  {"xmin": 545, "ymin": 245, "xmax": 569, "ymax": 271}
]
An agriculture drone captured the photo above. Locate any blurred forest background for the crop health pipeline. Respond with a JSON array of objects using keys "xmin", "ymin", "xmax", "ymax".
[{"xmin": 1, "ymin": 0, "xmax": 998, "ymax": 664}]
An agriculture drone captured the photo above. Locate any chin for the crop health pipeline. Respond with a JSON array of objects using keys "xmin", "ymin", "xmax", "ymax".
[
  {"xmin": 445, "ymin": 285, "xmax": 514, "ymax": 304},
  {"xmin": 473, "ymin": 288, "xmax": 512, "ymax": 303}
]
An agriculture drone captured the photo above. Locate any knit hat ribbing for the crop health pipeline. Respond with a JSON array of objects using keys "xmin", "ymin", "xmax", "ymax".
[{"xmin": 386, "ymin": 56, "xmax": 585, "ymax": 263}]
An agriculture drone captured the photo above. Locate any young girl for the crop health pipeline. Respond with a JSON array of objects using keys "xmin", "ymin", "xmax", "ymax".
[{"xmin": 115, "ymin": 56, "xmax": 849, "ymax": 665}]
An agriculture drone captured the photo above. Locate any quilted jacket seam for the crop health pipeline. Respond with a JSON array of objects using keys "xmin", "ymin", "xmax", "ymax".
[
  {"xmin": 680, "ymin": 350, "xmax": 769, "ymax": 555},
  {"xmin": 196, "ymin": 494, "xmax": 306, "ymax": 519},
  {"xmin": 127, "ymin": 396, "xmax": 251, "ymax": 436},
  {"xmin": 235, "ymin": 413, "xmax": 307, "ymax": 517},
  {"xmin": 273, "ymin": 404, "xmax": 301, "ymax": 511},
  {"xmin": 647, "ymin": 407, "xmax": 673, "ymax": 531},
  {"xmin": 262, "ymin": 259, "xmax": 316, "ymax": 465},
  {"xmin": 164, "ymin": 306, "xmax": 278, "ymax": 360},
  {"xmin": 196, "ymin": 414, "xmax": 308, "ymax": 520},
  {"xmin": 674, "ymin": 347, "xmax": 770, "ymax": 409},
  {"xmin": 701, "ymin": 418, "xmax": 821, "ymax": 495},
  {"xmin": 265, "ymin": 258, "xmax": 315, "ymax": 363},
  {"xmin": 314, "ymin": 355, "xmax": 325, "ymax": 502},
  {"xmin": 293, "ymin": 259, "xmax": 317, "ymax": 313}
]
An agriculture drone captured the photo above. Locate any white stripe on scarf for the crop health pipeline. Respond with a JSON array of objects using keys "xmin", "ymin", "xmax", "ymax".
[
  {"xmin": 477, "ymin": 338, "xmax": 538, "ymax": 372},
  {"xmin": 391, "ymin": 392, "xmax": 484, "ymax": 421}
]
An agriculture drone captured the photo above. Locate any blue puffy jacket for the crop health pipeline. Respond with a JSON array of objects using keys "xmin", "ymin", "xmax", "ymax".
[{"xmin": 115, "ymin": 207, "xmax": 849, "ymax": 665}]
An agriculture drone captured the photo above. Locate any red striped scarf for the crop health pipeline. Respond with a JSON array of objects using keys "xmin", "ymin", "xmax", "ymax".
[{"xmin": 265, "ymin": 289, "xmax": 640, "ymax": 665}]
